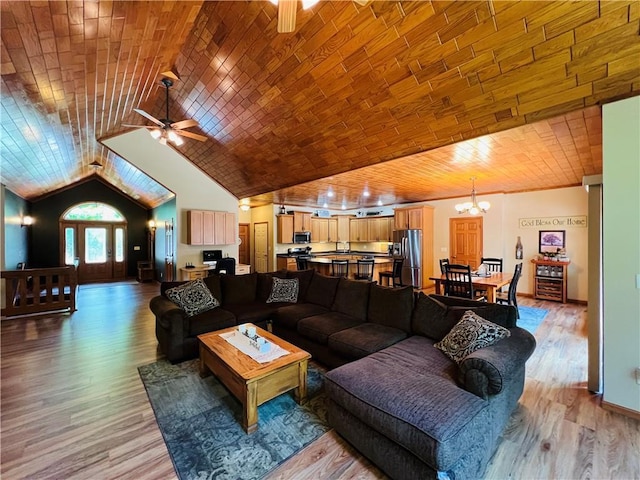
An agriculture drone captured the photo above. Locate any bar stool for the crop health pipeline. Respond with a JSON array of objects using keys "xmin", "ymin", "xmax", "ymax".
[
  {"xmin": 331, "ymin": 259, "xmax": 349, "ymax": 278},
  {"xmin": 378, "ymin": 257, "xmax": 403, "ymax": 287}
]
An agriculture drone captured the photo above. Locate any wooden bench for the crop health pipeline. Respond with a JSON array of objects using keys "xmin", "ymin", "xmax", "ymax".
[{"xmin": 1, "ymin": 266, "xmax": 78, "ymax": 318}]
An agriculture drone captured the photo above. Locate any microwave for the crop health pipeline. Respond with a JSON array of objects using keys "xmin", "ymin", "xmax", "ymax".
[{"xmin": 293, "ymin": 231, "xmax": 311, "ymax": 244}]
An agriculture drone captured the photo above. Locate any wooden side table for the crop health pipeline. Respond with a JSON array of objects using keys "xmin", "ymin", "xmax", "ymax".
[
  {"xmin": 531, "ymin": 259, "xmax": 570, "ymax": 303},
  {"xmin": 137, "ymin": 261, "xmax": 155, "ymax": 282}
]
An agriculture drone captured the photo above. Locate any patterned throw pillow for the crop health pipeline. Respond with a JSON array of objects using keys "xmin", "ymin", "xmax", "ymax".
[
  {"xmin": 434, "ymin": 310, "xmax": 511, "ymax": 363},
  {"xmin": 266, "ymin": 277, "xmax": 299, "ymax": 303},
  {"xmin": 165, "ymin": 278, "xmax": 220, "ymax": 317}
]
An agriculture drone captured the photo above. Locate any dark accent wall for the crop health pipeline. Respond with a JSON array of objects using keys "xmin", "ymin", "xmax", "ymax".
[
  {"xmin": 3, "ymin": 187, "xmax": 30, "ymax": 269},
  {"xmin": 30, "ymin": 179, "xmax": 149, "ymax": 277},
  {"xmin": 151, "ymin": 197, "xmax": 177, "ymax": 281}
]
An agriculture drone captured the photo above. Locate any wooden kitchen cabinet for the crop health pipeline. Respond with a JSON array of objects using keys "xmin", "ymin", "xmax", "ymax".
[
  {"xmin": 349, "ymin": 218, "xmax": 369, "ymax": 242},
  {"xmin": 394, "ymin": 206, "xmax": 424, "ymax": 230},
  {"xmin": 187, "ymin": 210, "xmax": 235, "ymax": 245},
  {"xmin": 277, "ymin": 215, "xmax": 294, "ymax": 244},
  {"xmin": 276, "ymin": 256, "xmax": 297, "ymax": 271},
  {"xmin": 366, "ymin": 216, "xmax": 393, "ymax": 242},
  {"xmin": 328, "ymin": 218, "xmax": 338, "ymax": 242},
  {"xmin": 310, "ymin": 217, "xmax": 330, "ymax": 243},
  {"xmin": 336, "ymin": 216, "xmax": 350, "ymax": 242},
  {"xmin": 293, "ymin": 211, "xmax": 311, "ymax": 231}
]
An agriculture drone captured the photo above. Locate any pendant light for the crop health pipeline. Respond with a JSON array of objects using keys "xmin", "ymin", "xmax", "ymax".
[{"xmin": 455, "ymin": 177, "xmax": 490, "ymax": 215}]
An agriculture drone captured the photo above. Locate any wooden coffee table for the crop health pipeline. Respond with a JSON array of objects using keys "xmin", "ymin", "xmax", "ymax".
[{"xmin": 198, "ymin": 324, "xmax": 311, "ymax": 434}]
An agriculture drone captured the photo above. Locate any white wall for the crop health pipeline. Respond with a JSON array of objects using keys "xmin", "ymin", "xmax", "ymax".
[
  {"xmin": 602, "ymin": 96, "xmax": 640, "ymax": 413},
  {"xmin": 103, "ymin": 129, "xmax": 239, "ymax": 268},
  {"xmin": 428, "ymin": 186, "xmax": 589, "ymax": 301}
]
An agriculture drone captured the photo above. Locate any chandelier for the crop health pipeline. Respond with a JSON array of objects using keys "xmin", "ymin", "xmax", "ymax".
[{"xmin": 455, "ymin": 177, "xmax": 490, "ymax": 215}]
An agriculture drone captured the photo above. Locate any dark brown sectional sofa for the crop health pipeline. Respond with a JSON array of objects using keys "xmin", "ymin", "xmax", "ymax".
[{"xmin": 149, "ymin": 269, "xmax": 536, "ymax": 479}]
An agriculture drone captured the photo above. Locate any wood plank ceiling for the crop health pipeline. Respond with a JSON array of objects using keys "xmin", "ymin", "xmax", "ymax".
[{"xmin": 1, "ymin": 1, "xmax": 638, "ymax": 209}]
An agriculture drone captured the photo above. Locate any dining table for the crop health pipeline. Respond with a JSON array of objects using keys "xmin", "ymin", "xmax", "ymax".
[{"xmin": 428, "ymin": 272, "xmax": 513, "ymax": 303}]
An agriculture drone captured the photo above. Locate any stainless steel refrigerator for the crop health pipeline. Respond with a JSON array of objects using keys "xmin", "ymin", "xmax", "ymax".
[{"xmin": 393, "ymin": 229, "xmax": 422, "ymax": 288}]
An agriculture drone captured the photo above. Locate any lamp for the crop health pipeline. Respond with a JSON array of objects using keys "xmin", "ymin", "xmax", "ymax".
[
  {"xmin": 148, "ymin": 220, "xmax": 156, "ymax": 232},
  {"xmin": 21, "ymin": 215, "xmax": 34, "ymax": 227},
  {"xmin": 455, "ymin": 177, "xmax": 490, "ymax": 215}
]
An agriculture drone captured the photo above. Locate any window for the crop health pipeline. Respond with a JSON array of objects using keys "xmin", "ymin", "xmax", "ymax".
[
  {"xmin": 63, "ymin": 203, "xmax": 125, "ymax": 222},
  {"xmin": 85, "ymin": 228, "xmax": 107, "ymax": 263},
  {"xmin": 115, "ymin": 227, "xmax": 124, "ymax": 262},
  {"xmin": 64, "ymin": 227, "xmax": 76, "ymax": 265}
]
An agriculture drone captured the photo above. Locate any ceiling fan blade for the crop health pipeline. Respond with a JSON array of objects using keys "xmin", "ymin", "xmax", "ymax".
[
  {"xmin": 133, "ymin": 108, "xmax": 164, "ymax": 127},
  {"xmin": 277, "ymin": 0, "xmax": 296, "ymax": 33},
  {"xmin": 353, "ymin": 0, "xmax": 369, "ymax": 5},
  {"xmin": 170, "ymin": 119, "xmax": 199, "ymax": 130},
  {"xmin": 122, "ymin": 124, "xmax": 156, "ymax": 129},
  {"xmin": 174, "ymin": 130, "xmax": 207, "ymax": 142}
]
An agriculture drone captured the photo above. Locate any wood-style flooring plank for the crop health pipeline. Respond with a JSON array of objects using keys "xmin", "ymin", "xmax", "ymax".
[{"xmin": 2, "ymin": 282, "xmax": 639, "ymax": 480}]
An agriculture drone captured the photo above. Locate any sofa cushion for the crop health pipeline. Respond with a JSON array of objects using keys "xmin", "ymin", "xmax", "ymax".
[
  {"xmin": 274, "ymin": 303, "xmax": 330, "ymax": 330},
  {"xmin": 286, "ymin": 269, "xmax": 315, "ymax": 302},
  {"xmin": 325, "ymin": 336, "xmax": 491, "ymax": 472},
  {"xmin": 328, "ymin": 323, "xmax": 408, "ymax": 360},
  {"xmin": 368, "ymin": 284, "xmax": 413, "ymax": 332},
  {"xmin": 297, "ymin": 312, "xmax": 364, "ymax": 344},
  {"xmin": 203, "ymin": 274, "xmax": 223, "ymax": 302},
  {"xmin": 165, "ymin": 278, "xmax": 220, "ymax": 317},
  {"xmin": 267, "ymin": 277, "xmax": 299, "ymax": 303},
  {"xmin": 412, "ymin": 293, "xmax": 515, "ymax": 341},
  {"xmin": 188, "ymin": 307, "xmax": 237, "ymax": 336},
  {"xmin": 222, "ymin": 302, "xmax": 284, "ymax": 325},
  {"xmin": 256, "ymin": 271, "xmax": 288, "ymax": 302},
  {"xmin": 435, "ymin": 310, "xmax": 511, "ymax": 363},
  {"xmin": 332, "ymin": 278, "xmax": 372, "ymax": 321},
  {"xmin": 305, "ymin": 273, "xmax": 340, "ymax": 308},
  {"xmin": 221, "ymin": 273, "xmax": 257, "ymax": 305}
]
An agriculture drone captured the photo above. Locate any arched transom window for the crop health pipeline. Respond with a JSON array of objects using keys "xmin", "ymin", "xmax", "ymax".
[{"xmin": 62, "ymin": 202, "xmax": 125, "ymax": 222}]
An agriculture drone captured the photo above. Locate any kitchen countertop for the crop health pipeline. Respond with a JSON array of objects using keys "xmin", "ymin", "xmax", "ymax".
[{"xmin": 307, "ymin": 257, "xmax": 393, "ymax": 265}]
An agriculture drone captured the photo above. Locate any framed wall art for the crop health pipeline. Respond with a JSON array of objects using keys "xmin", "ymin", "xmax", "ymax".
[{"xmin": 539, "ymin": 230, "xmax": 565, "ymax": 254}]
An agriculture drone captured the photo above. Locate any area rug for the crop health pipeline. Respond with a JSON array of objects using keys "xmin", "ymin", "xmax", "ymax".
[
  {"xmin": 517, "ymin": 306, "xmax": 548, "ymax": 334},
  {"xmin": 138, "ymin": 359, "xmax": 329, "ymax": 480}
]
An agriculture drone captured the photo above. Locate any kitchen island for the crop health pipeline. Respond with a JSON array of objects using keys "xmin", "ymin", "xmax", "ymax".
[{"xmin": 307, "ymin": 256, "xmax": 393, "ymax": 280}]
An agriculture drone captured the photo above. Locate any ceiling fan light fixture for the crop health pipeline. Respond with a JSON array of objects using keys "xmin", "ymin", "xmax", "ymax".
[
  {"xmin": 149, "ymin": 129, "xmax": 161, "ymax": 140},
  {"xmin": 302, "ymin": 0, "xmax": 320, "ymax": 9}
]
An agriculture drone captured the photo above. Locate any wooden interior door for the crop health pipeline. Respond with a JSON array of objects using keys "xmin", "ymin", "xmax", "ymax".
[
  {"xmin": 238, "ymin": 223, "xmax": 250, "ymax": 265},
  {"xmin": 254, "ymin": 222, "xmax": 269, "ymax": 273},
  {"xmin": 449, "ymin": 217, "xmax": 483, "ymax": 269}
]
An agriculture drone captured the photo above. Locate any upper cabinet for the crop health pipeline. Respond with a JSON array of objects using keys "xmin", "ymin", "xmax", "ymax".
[
  {"xmin": 187, "ymin": 210, "xmax": 236, "ymax": 245},
  {"xmin": 336, "ymin": 216, "xmax": 350, "ymax": 242},
  {"xmin": 394, "ymin": 206, "xmax": 425, "ymax": 230},
  {"xmin": 310, "ymin": 217, "xmax": 329, "ymax": 242},
  {"xmin": 277, "ymin": 215, "xmax": 294, "ymax": 244},
  {"xmin": 293, "ymin": 211, "xmax": 311, "ymax": 231}
]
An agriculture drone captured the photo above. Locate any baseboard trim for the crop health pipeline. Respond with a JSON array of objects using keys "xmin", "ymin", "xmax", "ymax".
[{"xmin": 602, "ymin": 400, "xmax": 640, "ymax": 421}]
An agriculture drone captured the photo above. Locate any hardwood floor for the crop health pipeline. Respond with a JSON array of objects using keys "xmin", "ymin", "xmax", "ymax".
[{"xmin": 1, "ymin": 282, "xmax": 638, "ymax": 479}]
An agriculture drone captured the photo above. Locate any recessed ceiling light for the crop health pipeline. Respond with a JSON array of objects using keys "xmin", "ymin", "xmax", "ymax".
[
  {"xmin": 363, "ymin": 188, "xmax": 370, "ymax": 197},
  {"xmin": 327, "ymin": 188, "xmax": 334, "ymax": 198},
  {"xmin": 377, "ymin": 199, "xmax": 383, "ymax": 206},
  {"xmin": 322, "ymin": 202, "xmax": 328, "ymax": 208}
]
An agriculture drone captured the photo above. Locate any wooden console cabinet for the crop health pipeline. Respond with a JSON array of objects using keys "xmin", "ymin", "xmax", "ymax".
[{"xmin": 531, "ymin": 259, "xmax": 570, "ymax": 303}]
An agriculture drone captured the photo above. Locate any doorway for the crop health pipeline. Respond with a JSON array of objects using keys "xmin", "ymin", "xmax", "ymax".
[
  {"xmin": 449, "ymin": 217, "xmax": 483, "ymax": 269},
  {"xmin": 61, "ymin": 222, "xmax": 127, "ymax": 283},
  {"xmin": 60, "ymin": 202, "xmax": 128, "ymax": 283},
  {"xmin": 238, "ymin": 223, "xmax": 250, "ymax": 266},
  {"xmin": 254, "ymin": 222, "xmax": 269, "ymax": 273}
]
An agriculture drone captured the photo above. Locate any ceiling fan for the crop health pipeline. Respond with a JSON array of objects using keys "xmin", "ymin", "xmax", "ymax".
[
  {"xmin": 124, "ymin": 78, "xmax": 206, "ymax": 146},
  {"xmin": 271, "ymin": 0, "xmax": 368, "ymax": 33}
]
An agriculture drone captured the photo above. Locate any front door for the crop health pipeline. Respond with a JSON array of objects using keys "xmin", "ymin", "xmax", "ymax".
[
  {"xmin": 449, "ymin": 217, "xmax": 483, "ymax": 269},
  {"xmin": 62, "ymin": 222, "xmax": 127, "ymax": 283}
]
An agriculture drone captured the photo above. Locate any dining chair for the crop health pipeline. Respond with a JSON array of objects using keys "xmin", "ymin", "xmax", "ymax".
[
  {"xmin": 439, "ymin": 258, "xmax": 450, "ymax": 274},
  {"xmin": 331, "ymin": 259, "xmax": 349, "ymax": 278},
  {"xmin": 481, "ymin": 257, "xmax": 503, "ymax": 272},
  {"xmin": 379, "ymin": 257, "xmax": 404, "ymax": 287},
  {"xmin": 496, "ymin": 262, "xmax": 523, "ymax": 317},
  {"xmin": 296, "ymin": 257, "xmax": 309, "ymax": 270},
  {"xmin": 354, "ymin": 258, "xmax": 375, "ymax": 281},
  {"xmin": 444, "ymin": 263, "xmax": 485, "ymax": 301}
]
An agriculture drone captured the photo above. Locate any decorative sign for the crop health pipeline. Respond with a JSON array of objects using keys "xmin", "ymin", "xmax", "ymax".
[{"xmin": 518, "ymin": 216, "xmax": 587, "ymax": 229}]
